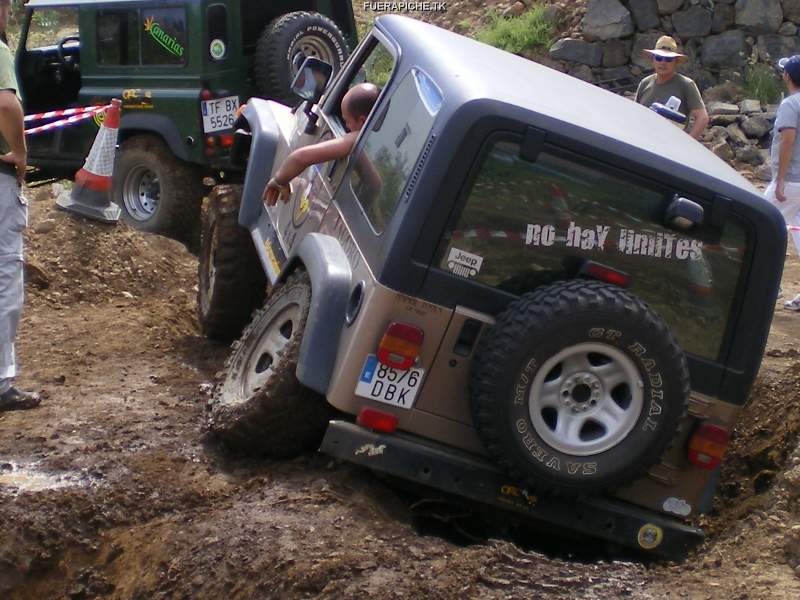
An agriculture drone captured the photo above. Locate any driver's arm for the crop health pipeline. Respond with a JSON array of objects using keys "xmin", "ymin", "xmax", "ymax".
[{"xmin": 272, "ymin": 131, "xmax": 358, "ymax": 185}]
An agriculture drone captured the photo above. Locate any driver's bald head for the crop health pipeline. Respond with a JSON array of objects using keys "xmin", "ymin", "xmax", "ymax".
[{"xmin": 342, "ymin": 83, "xmax": 380, "ymax": 120}]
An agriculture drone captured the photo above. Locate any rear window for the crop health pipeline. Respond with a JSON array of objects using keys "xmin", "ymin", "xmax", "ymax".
[{"xmin": 435, "ymin": 140, "xmax": 748, "ymax": 361}]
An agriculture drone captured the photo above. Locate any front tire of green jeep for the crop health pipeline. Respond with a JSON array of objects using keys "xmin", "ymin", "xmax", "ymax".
[
  {"xmin": 198, "ymin": 184, "xmax": 267, "ymax": 341},
  {"xmin": 113, "ymin": 135, "xmax": 203, "ymax": 243},
  {"xmin": 255, "ymin": 11, "xmax": 349, "ymax": 103},
  {"xmin": 208, "ymin": 272, "xmax": 332, "ymax": 456},
  {"xmin": 470, "ymin": 280, "xmax": 689, "ymax": 496}
]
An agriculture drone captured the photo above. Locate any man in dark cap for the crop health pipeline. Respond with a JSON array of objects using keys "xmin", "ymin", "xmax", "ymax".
[{"xmin": 766, "ymin": 56, "xmax": 800, "ymax": 310}]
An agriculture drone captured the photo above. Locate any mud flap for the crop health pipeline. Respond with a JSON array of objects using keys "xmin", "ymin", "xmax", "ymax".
[{"xmin": 320, "ymin": 421, "xmax": 704, "ymax": 560}]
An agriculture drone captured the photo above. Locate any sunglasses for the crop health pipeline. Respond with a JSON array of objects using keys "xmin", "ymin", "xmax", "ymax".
[{"xmin": 654, "ymin": 55, "xmax": 677, "ymax": 63}]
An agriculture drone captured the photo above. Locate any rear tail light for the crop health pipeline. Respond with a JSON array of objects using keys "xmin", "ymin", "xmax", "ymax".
[
  {"xmin": 377, "ymin": 322, "xmax": 424, "ymax": 370},
  {"xmin": 219, "ymin": 133, "xmax": 234, "ymax": 147},
  {"xmin": 357, "ymin": 407, "xmax": 398, "ymax": 433},
  {"xmin": 200, "ymin": 88, "xmax": 213, "ymax": 100},
  {"xmin": 206, "ymin": 135, "xmax": 217, "ymax": 147},
  {"xmin": 581, "ymin": 261, "xmax": 630, "ymax": 288},
  {"xmin": 688, "ymin": 423, "xmax": 730, "ymax": 469}
]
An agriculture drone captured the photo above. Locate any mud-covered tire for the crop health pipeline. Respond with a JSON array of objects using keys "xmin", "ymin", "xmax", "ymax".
[
  {"xmin": 112, "ymin": 135, "xmax": 203, "ymax": 242},
  {"xmin": 471, "ymin": 280, "xmax": 689, "ymax": 496},
  {"xmin": 254, "ymin": 11, "xmax": 348, "ymax": 103},
  {"xmin": 208, "ymin": 272, "xmax": 332, "ymax": 456},
  {"xmin": 197, "ymin": 184, "xmax": 267, "ymax": 341}
]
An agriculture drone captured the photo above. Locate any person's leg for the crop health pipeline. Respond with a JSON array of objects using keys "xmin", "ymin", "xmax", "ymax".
[
  {"xmin": 770, "ymin": 182, "xmax": 800, "ymax": 309},
  {"xmin": 0, "ymin": 175, "xmax": 38, "ymax": 410}
]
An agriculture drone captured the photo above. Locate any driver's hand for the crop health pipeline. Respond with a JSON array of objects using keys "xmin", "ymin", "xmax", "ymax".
[{"xmin": 263, "ymin": 178, "xmax": 291, "ymax": 206}]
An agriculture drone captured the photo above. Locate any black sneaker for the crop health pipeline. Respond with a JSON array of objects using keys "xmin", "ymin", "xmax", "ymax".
[{"xmin": 0, "ymin": 387, "xmax": 41, "ymax": 411}]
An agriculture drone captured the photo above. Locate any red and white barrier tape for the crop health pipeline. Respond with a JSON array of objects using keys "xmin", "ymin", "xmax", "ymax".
[
  {"xmin": 24, "ymin": 104, "xmax": 109, "ymax": 123},
  {"xmin": 24, "ymin": 105, "xmax": 110, "ymax": 136}
]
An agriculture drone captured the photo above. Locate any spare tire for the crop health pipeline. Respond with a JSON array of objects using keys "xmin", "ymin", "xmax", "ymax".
[
  {"xmin": 471, "ymin": 280, "xmax": 689, "ymax": 496},
  {"xmin": 255, "ymin": 11, "xmax": 349, "ymax": 104}
]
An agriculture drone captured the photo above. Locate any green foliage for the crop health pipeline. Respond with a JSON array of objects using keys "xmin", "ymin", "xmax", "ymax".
[
  {"xmin": 743, "ymin": 63, "xmax": 783, "ymax": 105},
  {"xmin": 477, "ymin": 5, "xmax": 558, "ymax": 55}
]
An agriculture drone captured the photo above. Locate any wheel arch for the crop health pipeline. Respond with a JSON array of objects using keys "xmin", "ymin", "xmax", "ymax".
[
  {"xmin": 280, "ymin": 233, "xmax": 352, "ymax": 395},
  {"xmin": 118, "ymin": 114, "xmax": 189, "ymax": 161}
]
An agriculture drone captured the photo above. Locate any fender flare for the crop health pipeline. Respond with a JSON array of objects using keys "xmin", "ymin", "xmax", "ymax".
[
  {"xmin": 239, "ymin": 99, "xmax": 280, "ymax": 229},
  {"xmin": 286, "ymin": 233, "xmax": 352, "ymax": 395},
  {"xmin": 119, "ymin": 113, "xmax": 189, "ymax": 161}
]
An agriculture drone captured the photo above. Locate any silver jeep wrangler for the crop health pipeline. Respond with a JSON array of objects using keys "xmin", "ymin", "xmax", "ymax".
[{"xmin": 197, "ymin": 16, "xmax": 786, "ymax": 559}]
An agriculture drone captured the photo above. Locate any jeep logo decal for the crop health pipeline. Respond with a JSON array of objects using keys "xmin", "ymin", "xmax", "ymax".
[
  {"xmin": 144, "ymin": 16, "xmax": 185, "ymax": 58},
  {"xmin": 447, "ymin": 247, "xmax": 483, "ymax": 278}
]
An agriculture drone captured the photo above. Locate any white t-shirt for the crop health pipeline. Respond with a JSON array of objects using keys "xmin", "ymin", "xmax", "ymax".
[{"xmin": 771, "ymin": 91, "xmax": 800, "ymax": 182}]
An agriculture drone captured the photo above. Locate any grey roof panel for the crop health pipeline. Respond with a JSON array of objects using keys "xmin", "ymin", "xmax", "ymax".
[{"xmin": 376, "ymin": 15, "xmax": 759, "ymax": 195}]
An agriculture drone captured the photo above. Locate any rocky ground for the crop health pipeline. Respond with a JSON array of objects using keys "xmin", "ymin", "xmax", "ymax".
[{"xmin": 1, "ymin": 175, "xmax": 800, "ymax": 599}]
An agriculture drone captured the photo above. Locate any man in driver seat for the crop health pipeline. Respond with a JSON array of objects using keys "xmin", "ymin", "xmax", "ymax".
[{"xmin": 263, "ymin": 82, "xmax": 380, "ymax": 206}]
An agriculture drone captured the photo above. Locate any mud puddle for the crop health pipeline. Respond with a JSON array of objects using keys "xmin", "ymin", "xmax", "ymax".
[{"xmin": 0, "ymin": 461, "xmax": 86, "ymax": 494}]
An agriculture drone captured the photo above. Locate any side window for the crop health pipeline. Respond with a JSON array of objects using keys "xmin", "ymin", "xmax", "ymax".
[
  {"xmin": 357, "ymin": 42, "xmax": 394, "ymax": 89},
  {"xmin": 435, "ymin": 141, "xmax": 748, "ymax": 361},
  {"xmin": 141, "ymin": 8, "xmax": 187, "ymax": 65},
  {"xmin": 350, "ymin": 69, "xmax": 442, "ymax": 233},
  {"xmin": 328, "ymin": 39, "xmax": 396, "ymax": 128},
  {"xmin": 25, "ymin": 9, "xmax": 79, "ymax": 50},
  {"xmin": 97, "ymin": 10, "xmax": 140, "ymax": 66}
]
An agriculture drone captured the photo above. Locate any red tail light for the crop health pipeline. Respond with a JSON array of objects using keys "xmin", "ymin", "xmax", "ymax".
[
  {"xmin": 200, "ymin": 88, "xmax": 213, "ymax": 100},
  {"xmin": 377, "ymin": 322, "xmax": 424, "ymax": 370},
  {"xmin": 582, "ymin": 261, "xmax": 630, "ymax": 288},
  {"xmin": 206, "ymin": 135, "xmax": 217, "ymax": 147},
  {"xmin": 357, "ymin": 407, "xmax": 398, "ymax": 433},
  {"xmin": 220, "ymin": 133, "xmax": 234, "ymax": 147},
  {"xmin": 688, "ymin": 423, "xmax": 730, "ymax": 469}
]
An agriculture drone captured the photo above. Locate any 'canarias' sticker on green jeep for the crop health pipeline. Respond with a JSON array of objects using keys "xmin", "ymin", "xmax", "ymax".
[
  {"xmin": 144, "ymin": 16, "xmax": 185, "ymax": 58},
  {"xmin": 524, "ymin": 221, "xmax": 703, "ymax": 261}
]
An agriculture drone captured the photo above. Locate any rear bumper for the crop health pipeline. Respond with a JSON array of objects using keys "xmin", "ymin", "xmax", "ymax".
[{"xmin": 320, "ymin": 420, "xmax": 704, "ymax": 560}]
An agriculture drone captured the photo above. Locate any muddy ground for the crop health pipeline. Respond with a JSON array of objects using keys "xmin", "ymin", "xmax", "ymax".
[{"xmin": 1, "ymin": 185, "xmax": 800, "ymax": 599}]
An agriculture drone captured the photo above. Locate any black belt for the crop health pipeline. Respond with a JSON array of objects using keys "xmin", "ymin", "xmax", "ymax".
[{"xmin": 0, "ymin": 162, "xmax": 16, "ymax": 178}]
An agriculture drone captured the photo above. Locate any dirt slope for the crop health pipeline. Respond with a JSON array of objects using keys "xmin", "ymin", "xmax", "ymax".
[{"xmin": 0, "ymin": 182, "xmax": 799, "ymax": 599}]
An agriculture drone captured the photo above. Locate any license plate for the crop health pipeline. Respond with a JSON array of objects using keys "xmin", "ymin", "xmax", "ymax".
[
  {"xmin": 201, "ymin": 95, "xmax": 240, "ymax": 133},
  {"xmin": 354, "ymin": 355, "xmax": 424, "ymax": 409}
]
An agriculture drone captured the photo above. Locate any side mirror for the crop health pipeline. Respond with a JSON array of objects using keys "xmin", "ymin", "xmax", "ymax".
[
  {"xmin": 665, "ymin": 195, "xmax": 704, "ymax": 231},
  {"xmin": 290, "ymin": 57, "xmax": 333, "ymax": 104}
]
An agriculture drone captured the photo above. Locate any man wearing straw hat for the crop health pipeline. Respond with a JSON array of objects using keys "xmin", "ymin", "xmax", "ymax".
[
  {"xmin": 634, "ymin": 36, "xmax": 709, "ymax": 140},
  {"xmin": 0, "ymin": 0, "xmax": 40, "ymax": 410}
]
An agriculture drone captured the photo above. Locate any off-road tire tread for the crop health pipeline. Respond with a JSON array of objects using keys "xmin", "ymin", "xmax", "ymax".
[
  {"xmin": 470, "ymin": 279, "xmax": 690, "ymax": 496},
  {"xmin": 113, "ymin": 135, "xmax": 203, "ymax": 243},
  {"xmin": 254, "ymin": 11, "xmax": 348, "ymax": 103},
  {"xmin": 197, "ymin": 185, "xmax": 267, "ymax": 340},
  {"xmin": 207, "ymin": 272, "xmax": 332, "ymax": 456}
]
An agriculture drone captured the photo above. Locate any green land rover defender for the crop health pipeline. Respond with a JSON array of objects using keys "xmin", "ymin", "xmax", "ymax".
[{"xmin": 16, "ymin": 0, "xmax": 356, "ymax": 240}]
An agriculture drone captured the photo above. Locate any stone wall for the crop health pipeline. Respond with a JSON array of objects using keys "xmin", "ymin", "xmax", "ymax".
[{"xmin": 547, "ymin": 0, "xmax": 800, "ymax": 90}]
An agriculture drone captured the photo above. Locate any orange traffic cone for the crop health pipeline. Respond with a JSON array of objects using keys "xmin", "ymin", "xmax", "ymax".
[{"xmin": 56, "ymin": 98, "xmax": 122, "ymax": 223}]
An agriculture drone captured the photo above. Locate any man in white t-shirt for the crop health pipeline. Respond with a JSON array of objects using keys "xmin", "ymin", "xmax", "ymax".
[{"xmin": 766, "ymin": 56, "xmax": 800, "ymax": 310}]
